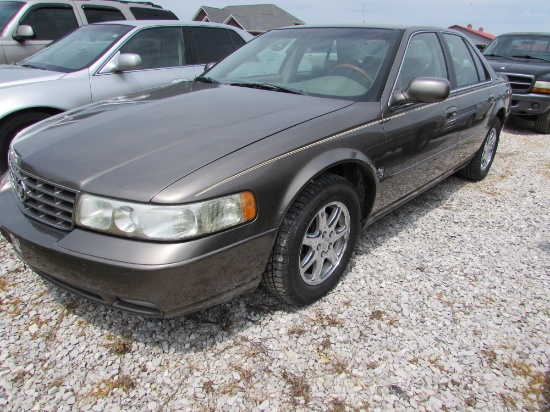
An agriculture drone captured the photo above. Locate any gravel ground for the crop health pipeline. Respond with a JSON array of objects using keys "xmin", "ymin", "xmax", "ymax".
[{"xmin": 1, "ymin": 119, "xmax": 549, "ymax": 412}]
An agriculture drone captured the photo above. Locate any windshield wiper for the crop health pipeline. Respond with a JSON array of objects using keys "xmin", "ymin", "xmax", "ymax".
[
  {"xmin": 228, "ymin": 82, "xmax": 306, "ymax": 95},
  {"xmin": 19, "ymin": 63, "xmax": 46, "ymax": 70},
  {"xmin": 511, "ymin": 55, "xmax": 550, "ymax": 63},
  {"xmin": 195, "ymin": 76, "xmax": 219, "ymax": 84},
  {"xmin": 483, "ymin": 54, "xmax": 519, "ymax": 61}
]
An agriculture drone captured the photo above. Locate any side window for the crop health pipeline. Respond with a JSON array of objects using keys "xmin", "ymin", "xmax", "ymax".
[
  {"xmin": 443, "ymin": 34, "xmax": 480, "ymax": 87},
  {"xmin": 398, "ymin": 32, "xmax": 448, "ymax": 89},
  {"xmin": 190, "ymin": 27, "xmax": 235, "ymax": 64},
  {"xmin": 20, "ymin": 7, "xmax": 78, "ymax": 41},
  {"xmin": 120, "ymin": 27, "xmax": 186, "ymax": 69},
  {"xmin": 228, "ymin": 30, "xmax": 246, "ymax": 49},
  {"xmin": 467, "ymin": 42, "xmax": 491, "ymax": 82},
  {"xmin": 129, "ymin": 7, "xmax": 178, "ymax": 20},
  {"xmin": 81, "ymin": 6, "xmax": 126, "ymax": 24}
]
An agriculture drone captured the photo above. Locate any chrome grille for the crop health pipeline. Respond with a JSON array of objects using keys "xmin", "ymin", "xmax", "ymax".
[
  {"xmin": 9, "ymin": 162, "xmax": 78, "ymax": 231},
  {"xmin": 504, "ymin": 73, "xmax": 534, "ymax": 93}
]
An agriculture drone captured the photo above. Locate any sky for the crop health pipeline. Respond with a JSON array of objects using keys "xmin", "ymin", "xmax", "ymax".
[{"xmin": 143, "ymin": 0, "xmax": 549, "ymax": 36}]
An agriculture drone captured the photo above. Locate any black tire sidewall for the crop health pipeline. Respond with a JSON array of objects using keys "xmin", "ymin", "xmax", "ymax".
[
  {"xmin": 476, "ymin": 119, "xmax": 500, "ymax": 179},
  {"xmin": 0, "ymin": 112, "xmax": 52, "ymax": 173},
  {"xmin": 283, "ymin": 178, "xmax": 360, "ymax": 305}
]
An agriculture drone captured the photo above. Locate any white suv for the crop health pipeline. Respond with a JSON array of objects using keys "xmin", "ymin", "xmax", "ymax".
[{"xmin": 0, "ymin": 0, "xmax": 177, "ymax": 64}]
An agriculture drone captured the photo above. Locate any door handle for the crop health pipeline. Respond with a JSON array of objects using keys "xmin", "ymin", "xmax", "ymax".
[
  {"xmin": 488, "ymin": 93, "xmax": 496, "ymax": 102},
  {"xmin": 446, "ymin": 106, "xmax": 458, "ymax": 117}
]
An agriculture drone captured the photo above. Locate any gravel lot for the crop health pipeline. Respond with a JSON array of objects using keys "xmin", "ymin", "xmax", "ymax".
[{"xmin": 1, "ymin": 119, "xmax": 549, "ymax": 412}]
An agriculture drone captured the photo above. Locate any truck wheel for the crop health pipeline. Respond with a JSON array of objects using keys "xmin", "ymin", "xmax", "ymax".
[
  {"xmin": 534, "ymin": 110, "xmax": 550, "ymax": 134},
  {"xmin": 0, "ymin": 112, "xmax": 52, "ymax": 173}
]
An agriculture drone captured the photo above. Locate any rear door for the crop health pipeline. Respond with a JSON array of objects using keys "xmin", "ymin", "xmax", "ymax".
[
  {"xmin": 90, "ymin": 26, "xmax": 195, "ymax": 102},
  {"xmin": 441, "ymin": 33, "xmax": 496, "ymax": 166}
]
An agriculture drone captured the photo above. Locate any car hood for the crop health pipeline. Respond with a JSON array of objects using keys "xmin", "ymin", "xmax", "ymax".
[
  {"xmin": 12, "ymin": 82, "xmax": 354, "ymax": 202},
  {"xmin": 485, "ymin": 58, "xmax": 550, "ymax": 77},
  {"xmin": 0, "ymin": 65, "xmax": 65, "ymax": 89}
]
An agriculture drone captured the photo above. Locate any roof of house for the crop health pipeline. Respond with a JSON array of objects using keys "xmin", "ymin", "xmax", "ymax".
[
  {"xmin": 192, "ymin": 4, "xmax": 305, "ymax": 33},
  {"xmin": 448, "ymin": 24, "xmax": 496, "ymax": 40}
]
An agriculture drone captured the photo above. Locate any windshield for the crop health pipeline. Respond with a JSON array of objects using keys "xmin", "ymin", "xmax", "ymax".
[
  {"xmin": 0, "ymin": 1, "xmax": 23, "ymax": 33},
  {"xmin": 20, "ymin": 24, "xmax": 132, "ymax": 73},
  {"xmin": 484, "ymin": 34, "xmax": 550, "ymax": 61},
  {"xmin": 204, "ymin": 27, "xmax": 402, "ymax": 101}
]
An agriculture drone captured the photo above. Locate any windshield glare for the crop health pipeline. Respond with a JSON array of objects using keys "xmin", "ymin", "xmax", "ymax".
[
  {"xmin": 484, "ymin": 35, "xmax": 550, "ymax": 60},
  {"xmin": 0, "ymin": 1, "xmax": 23, "ymax": 33},
  {"xmin": 205, "ymin": 28, "xmax": 402, "ymax": 101},
  {"xmin": 21, "ymin": 24, "xmax": 132, "ymax": 73}
]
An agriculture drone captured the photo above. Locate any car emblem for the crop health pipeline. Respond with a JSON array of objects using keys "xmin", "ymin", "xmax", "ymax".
[{"xmin": 16, "ymin": 179, "xmax": 28, "ymax": 202}]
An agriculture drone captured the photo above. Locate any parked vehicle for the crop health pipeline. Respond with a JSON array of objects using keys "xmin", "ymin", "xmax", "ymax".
[
  {"xmin": 483, "ymin": 32, "xmax": 550, "ymax": 134},
  {"xmin": 0, "ymin": 0, "xmax": 177, "ymax": 65},
  {"xmin": 0, "ymin": 20, "xmax": 253, "ymax": 172},
  {"xmin": 0, "ymin": 25, "xmax": 510, "ymax": 318}
]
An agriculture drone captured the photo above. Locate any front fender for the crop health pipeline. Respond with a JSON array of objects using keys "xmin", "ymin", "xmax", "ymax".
[{"xmin": 0, "ymin": 75, "xmax": 92, "ymax": 121}]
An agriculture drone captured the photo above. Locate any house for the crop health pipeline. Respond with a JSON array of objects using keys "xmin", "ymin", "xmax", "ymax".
[
  {"xmin": 448, "ymin": 24, "xmax": 496, "ymax": 49},
  {"xmin": 192, "ymin": 4, "xmax": 305, "ymax": 36}
]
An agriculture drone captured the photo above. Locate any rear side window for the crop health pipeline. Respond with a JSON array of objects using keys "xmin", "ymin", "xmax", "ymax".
[
  {"xmin": 20, "ymin": 6, "xmax": 78, "ymax": 41},
  {"xmin": 190, "ymin": 27, "xmax": 235, "ymax": 64},
  {"xmin": 81, "ymin": 6, "xmax": 125, "ymax": 23},
  {"xmin": 228, "ymin": 30, "xmax": 246, "ymax": 48},
  {"xmin": 129, "ymin": 7, "xmax": 178, "ymax": 20}
]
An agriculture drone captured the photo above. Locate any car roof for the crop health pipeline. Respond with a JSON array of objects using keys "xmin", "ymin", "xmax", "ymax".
[
  {"xmin": 10, "ymin": 0, "xmax": 162, "ymax": 6},
  {"xmin": 495, "ymin": 32, "xmax": 550, "ymax": 37},
  {"xmin": 95, "ymin": 19, "xmax": 246, "ymax": 31},
  {"xmin": 271, "ymin": 24, "xmax": 452, "ymax": 32}
]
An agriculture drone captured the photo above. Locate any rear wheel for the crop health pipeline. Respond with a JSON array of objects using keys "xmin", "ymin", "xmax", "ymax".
[
  {"xmin": 534, "ymin": 110, "xmax": 550, "ymax": 134},
  {"xmin": 457, "ymin": 118, "xmax": 500, "ymax": 181},
  {"xmin": 0, "ymin": 112, "xmax": 52, "ymax": 173},
  {"xmin": 262, "ymin": 174, "xmax": 361, "ymax": 305}
]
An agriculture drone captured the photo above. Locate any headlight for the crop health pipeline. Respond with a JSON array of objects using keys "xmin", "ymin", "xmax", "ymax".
[
  {"xmin": 75, "ymin": 192, "xmax": 257, "ymax": 241},
  {"xmin": 533, "ymin": 80, "xmax": 550, "ymax": 94}
]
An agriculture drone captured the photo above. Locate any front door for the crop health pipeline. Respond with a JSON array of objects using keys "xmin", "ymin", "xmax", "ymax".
[
  {"xmin": 376, "ymin": 32, "xmax": 460, "ymax": 211},
  {"xmin": 4, "ymin": 5, "xmax": 79, "ymax": 64},
  {"xmin": 90, "ymin": 27, "xmax": 196, "ymax": 102}
]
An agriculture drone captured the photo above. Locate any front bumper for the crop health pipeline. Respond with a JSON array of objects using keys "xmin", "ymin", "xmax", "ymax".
[
  {"xmin": 0, "ymin": 183, "xmax": 277, "ymax": 318},
  {"xmin": 510, "ymin": 92, "xmax": 550, "ymax": 116}
]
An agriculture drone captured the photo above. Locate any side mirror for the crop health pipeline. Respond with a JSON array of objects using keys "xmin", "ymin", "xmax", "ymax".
[
  {"xmin": 13, "ymin": 25, "xmax": 35, "ymax": 41},
  {"xmin": 391, "ymin": 77, "xmax": 450, "ymax": 107},
  {"xmin": 116, "ymin": 53, "xmax": 142, "ymax": 72},
  {"xmin": 203, "ymin": 62, "xmax": 216, "ymax": 72}
]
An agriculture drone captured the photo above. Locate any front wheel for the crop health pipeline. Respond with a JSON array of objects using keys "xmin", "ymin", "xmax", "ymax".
[
  {"xmin": 262, "ymin": 174, "xmax": 361, "ymax": 305},
  {"xmin": 457, "ymin": 118, "xmax": 501, "ymax": 181},
  {"xmin": 534, "ymin": 110, "xmax": 550, "ymax": 134},
  {"xmin": 0, "ymin": 112, "xmax": 52, "ymax": 173}
]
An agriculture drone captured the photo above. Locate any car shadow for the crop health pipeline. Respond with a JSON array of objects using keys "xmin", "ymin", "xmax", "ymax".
[
  {"xmin": 40, "ymin": 173, "xmax": 472, "ymax": 355},
  {"xmin": 504, "ymin": 115, "xmax": 537, "ymax": 135}
]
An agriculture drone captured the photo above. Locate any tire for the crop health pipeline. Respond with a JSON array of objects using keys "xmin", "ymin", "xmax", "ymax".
[
  {"xmin": 534, "ymin": 110, "xmax": 550, "ymax": 134},
  {"xmin": 457, "ymin": 118, "xmax": 501, "ymax": 181},
  {"xmin": 262, "ymin": 174, "xmax": 361, "ymax": 305},
  {"xmin": 0, "ymin": 112, "xmax": 52, "ymax": 173}
]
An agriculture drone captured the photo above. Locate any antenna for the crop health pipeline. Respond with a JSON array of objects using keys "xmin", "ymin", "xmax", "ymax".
[{"xmin": 363, "ymin": 4, "xmax": 365, "ymax": 23}]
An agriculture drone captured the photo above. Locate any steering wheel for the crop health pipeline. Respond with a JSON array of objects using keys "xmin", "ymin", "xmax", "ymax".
[{"xmin": 329, "ymin": 63, "xmax": 373, "ymax": 84}]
